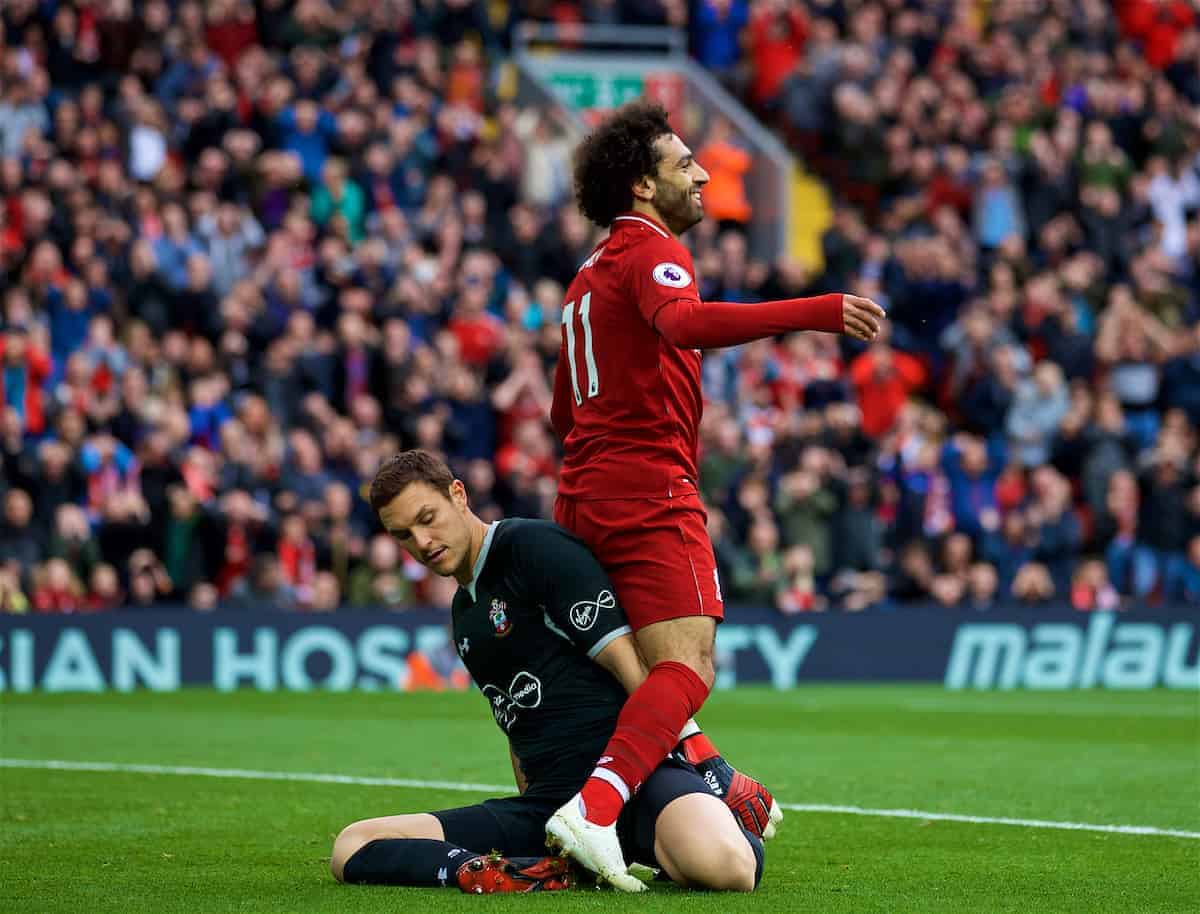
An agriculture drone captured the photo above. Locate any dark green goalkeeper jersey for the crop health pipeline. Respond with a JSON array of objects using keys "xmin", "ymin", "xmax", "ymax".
[{"xmin": 450, "ymin": 518, "xmax": 631, "ymax": 799}]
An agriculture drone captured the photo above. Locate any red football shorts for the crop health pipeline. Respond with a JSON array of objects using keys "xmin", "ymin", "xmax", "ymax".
[{"xmin": 554, "ymin": 492, "xmax": 725, "ymax": 630}]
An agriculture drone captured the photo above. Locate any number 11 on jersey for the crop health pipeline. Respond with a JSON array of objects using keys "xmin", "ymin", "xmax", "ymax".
[{"xmin": 562, "ymin": 291, "xmax": 599, "ymax": 405}]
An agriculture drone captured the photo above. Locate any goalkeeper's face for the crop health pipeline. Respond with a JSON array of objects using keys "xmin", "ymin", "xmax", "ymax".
[
  {"xmin": 649, "ymin": 133, "xmax": 709, "ymax": 235},
  {"xmin": 378, "ymin": 480, "xmax": 474, "ymax": 579}
]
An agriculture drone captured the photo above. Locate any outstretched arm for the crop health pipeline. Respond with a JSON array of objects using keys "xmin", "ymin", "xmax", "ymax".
[
  {"xmin": 650, "ymin": 294, "xmax": 884, "ymax": 349},
  {"xmin": 627, "ymin": 240, "xmax": 883, "ymax": 350}
]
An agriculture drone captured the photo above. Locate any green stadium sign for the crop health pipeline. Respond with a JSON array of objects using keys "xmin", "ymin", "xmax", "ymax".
[{"xmin": 546, "ymin": 71, "xmax": 646, "ymax": 112}]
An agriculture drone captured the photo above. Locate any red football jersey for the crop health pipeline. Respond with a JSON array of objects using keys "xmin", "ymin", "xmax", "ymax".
[{"xmin": 552, "ymin": 212, "xmax": 704, "ymax": 500}]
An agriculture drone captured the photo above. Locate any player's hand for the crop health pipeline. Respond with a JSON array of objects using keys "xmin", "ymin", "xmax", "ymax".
[{"xmin": 842, "ymin": 294, "xmax": 886, "ymax": 341}]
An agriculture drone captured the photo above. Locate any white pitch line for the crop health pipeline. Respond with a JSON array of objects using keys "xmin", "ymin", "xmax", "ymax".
[
  {"xmin": 777, "ymin": 803, "xmax": 1200, "ymax": 840},
  {"xmin": 898, "ymin": 699, "xmax": 1199, "ymax": 719},
  {"xmin": 3, "ymin": 758, "xmax": 1197, "ymax": 841},
  {"xmin": 0, "ymin": 758, "xmax": 510, "ymax": 793}
]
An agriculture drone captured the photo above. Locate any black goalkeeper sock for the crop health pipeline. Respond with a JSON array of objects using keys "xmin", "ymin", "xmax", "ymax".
[{"xmin": 342, "ymin": 838, "xmax": 481, "ymax": 887}]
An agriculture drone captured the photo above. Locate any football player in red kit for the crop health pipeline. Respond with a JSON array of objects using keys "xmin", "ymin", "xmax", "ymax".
[{"xmin": 545, "ymin": 101, "xmax": 885, "ymax": 888}]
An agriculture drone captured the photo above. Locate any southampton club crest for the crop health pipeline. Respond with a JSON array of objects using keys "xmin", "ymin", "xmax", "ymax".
[{"xmin": 489, "ymin": 599, "xmax": 513, "ymax": 637}]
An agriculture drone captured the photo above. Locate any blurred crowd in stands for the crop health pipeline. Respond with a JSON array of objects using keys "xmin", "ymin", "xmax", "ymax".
[{"xmin": 0, "ymin": 0, "xmax": 1197, "ymax": 615}]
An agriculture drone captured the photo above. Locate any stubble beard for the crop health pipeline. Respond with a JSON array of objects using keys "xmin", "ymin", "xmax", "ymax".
[{"xmin": 656, "ymin": 181, "xmax": 704, "ymax": 236}]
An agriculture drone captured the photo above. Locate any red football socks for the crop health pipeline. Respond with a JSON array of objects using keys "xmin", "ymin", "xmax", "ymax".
[
  {"xmin": 578, "ymin": 777, "xmax": 624, "ymax": 827},
  {"xmin": 579, "ymin": 660, "xmax": 711, "ymax": 827}
]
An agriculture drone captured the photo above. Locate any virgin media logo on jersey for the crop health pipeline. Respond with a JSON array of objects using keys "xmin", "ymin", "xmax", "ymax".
[
  {"xmin": 569, "ymin": 590, "xmax": 615, "ymax": 632},
  {"xmin": 652, "ymin": 262, "xmax": 691, "ymax": 288},
  {"xmin": 510, "ymin": 672, "xmax": 541, "ymax": 703},
  {"xmin": 482, "ymin": 671, "xmax": 543, "ymax": 730}
]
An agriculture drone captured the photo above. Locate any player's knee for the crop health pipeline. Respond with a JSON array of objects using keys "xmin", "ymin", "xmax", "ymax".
[
  {"xmin": 678, "ymin": 831, "xmax": 757, "ymax": 892},
  {"xmin": 656, "ymin": 650, "xmax": 715, "ymax": 690},
  {"xmin": 670, "ymin": 650, "xmax": 714, "ymax": 690},
  {"xmin": 687, "ymin": 636, "xmax": 717, "ymax": 689},
  {"xmin": 330, "ymin": 821, "xmax": 370, "ymax": 883},
  {"xmin": 691, "ymin": 652, "xmax": 716, "ymax": 690},
  {"xmin": 708, "ymin": 832, "xmax": 757, "ymax": 892},
  {"xmin": 640, "ymin": 619, "xmax": 717, "ymax": 689}
]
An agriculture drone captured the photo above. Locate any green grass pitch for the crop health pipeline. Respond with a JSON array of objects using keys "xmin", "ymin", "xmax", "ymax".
[{"xmin": 1, "ymin": 686, "xmax": 1197, "ymax": 913}]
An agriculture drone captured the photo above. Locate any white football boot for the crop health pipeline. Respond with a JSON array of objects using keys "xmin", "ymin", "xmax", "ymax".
[{"xmin": 545, "ymin": 795, "xmax": 646, "ymax": 893}]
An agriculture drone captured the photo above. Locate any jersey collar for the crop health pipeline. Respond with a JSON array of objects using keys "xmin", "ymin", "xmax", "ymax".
[
  {"xmin": 465, "ymin": 520, "xmax": 500, "ymax": 602},
  {"xmin": 612, "ymin": 211, "xmax": 671, "ymax": 239}
]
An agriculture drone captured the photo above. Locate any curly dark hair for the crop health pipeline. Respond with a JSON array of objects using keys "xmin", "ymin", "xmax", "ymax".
[
  {"xmin": 368, "ymin": 449, "xmax": 454, "ymax": 514},
  {"xmin": 572, "ymin": 100, "xmax": 674, "ymax": 228}
]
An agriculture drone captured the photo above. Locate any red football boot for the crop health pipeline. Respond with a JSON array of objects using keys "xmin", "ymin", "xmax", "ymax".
[{"xmin": 456, "ymin": 852, "xmax": 573, "ymax": 894}]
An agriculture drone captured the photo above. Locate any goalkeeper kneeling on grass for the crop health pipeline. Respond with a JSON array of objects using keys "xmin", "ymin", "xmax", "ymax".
[{"xmin": 329, "ymin": 450, "xmax": 764, "ymax": 894}]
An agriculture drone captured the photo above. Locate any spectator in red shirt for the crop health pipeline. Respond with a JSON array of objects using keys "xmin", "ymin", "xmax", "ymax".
[
  {"xmin": 491, "ymin": 345, "xmax": 553, "ymax": 448},
  {"xmin": 1118, "ymin": 0, "xmax": 1196, "ymax": 69},
  {"xmin": 278, "ymin": 513, "xmax": 317, "ymax": 606},
  {"xmin": 32, "ymin": 558, "xmax": 83, "ymax": 613},
  {"xmin": 213, "ymin": 491, "xmax": 270, "ymax": 597},
  {"xmin": 1071, "ymin": 559, "xmax": 1121, "ymax": 611},
  {"xmin": 849, "ymin": 332, "xmax": 928, "ymax": 438},
  {"xmin": 924, "ymin": 146, "xmax": 973, "ymax": 220},
  {"xmin": 0, "ymin": 205, "xmax": 20, "ymax": 259},
  {"xmin": 204, "ymin": 0, "xmax": 258, "ymax": 68},
  {"xmin": 83, "ymin": 563, "xmax": 124, "ymax": 611},
  {"xmin": 448, "ymin": 279, "xmax": 506, "ymax": 368},
  {"xmin": 746, "ymin": 0, "xmax": 810, "ymax": 108},
  {"xmin": 496, "ymin": 417, "xmax": 557, "ymax": 479},
  {"xmin": 0, "ymin": 326, "xmax": 52, "ymax": 435}
]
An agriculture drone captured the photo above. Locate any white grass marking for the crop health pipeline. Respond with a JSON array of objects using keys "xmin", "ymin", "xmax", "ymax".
[
  {"xmin": 778, "ymin": 803, "xmax": 1200, "ymax": 840},
  {"xmin": 898, "ymin": 699, "xmax": 1199, "ymax": 719},
  {"xmin": 3, "ymin": 757, "xmax": 1197, "ymax": 840},
  {"xmin": 0, "ymin": 758, "xmax": 510, "ymax": 793},
  {"xmin": 760, "ymin": 696, "xmax": 1197, "ymax": 719}
]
